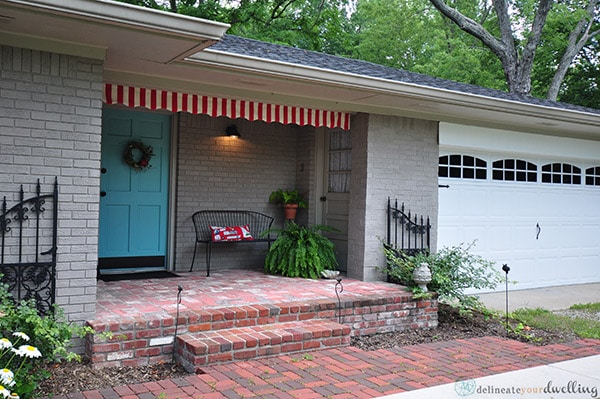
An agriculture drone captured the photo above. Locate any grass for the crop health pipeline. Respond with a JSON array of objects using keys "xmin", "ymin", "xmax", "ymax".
[
  {"xmin": 511, "ymin": 302, "xmax": 600, "ymax": 339},
  {"xmin": 570, "ymin": 302, "xmax": 600, "ymax": 313}
]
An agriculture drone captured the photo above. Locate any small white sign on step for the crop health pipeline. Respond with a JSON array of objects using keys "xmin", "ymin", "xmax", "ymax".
[{"xmin": 150, "ymin": 336, "xmax": 174, "ymax": 346}]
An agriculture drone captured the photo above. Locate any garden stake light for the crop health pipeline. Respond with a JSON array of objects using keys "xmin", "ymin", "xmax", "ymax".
[
  {"xmin": 335, "ymin": 277, "xmax": 344, "ymax": 324},
  {"xmin": 502, "ymin": 264, "xmax": 510, "ymax": 334},
  {"xmin": 172, "ymin": 285, "xmax": 183, "ymax": 362}
]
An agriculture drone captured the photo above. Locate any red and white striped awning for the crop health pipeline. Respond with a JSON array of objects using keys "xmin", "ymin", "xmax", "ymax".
[{"xmin": 103, "ymin": 84, "xmax": 350, "ymax": 130}]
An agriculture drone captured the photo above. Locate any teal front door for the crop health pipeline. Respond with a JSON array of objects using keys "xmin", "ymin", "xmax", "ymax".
[{"xmin": 99, "ymin": 108, "xmax": 171, "ymax": 273}]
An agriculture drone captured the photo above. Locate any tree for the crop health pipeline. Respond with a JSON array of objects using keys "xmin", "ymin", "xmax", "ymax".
[
  {"xmin": 224, "ymin": 0, "xmax": 353, "ymax": 54},
  {"xmin": 429, "ymin": 0, "xmax": 600, "ymax": 100},
  {"xmin": 119, "ymin": 0, "xmax": 354, "ymax": 54},
  {"xmin": 117, "ymin": 0, "xmax": 599, "ymax": 107},
  {"xmin": 350, "ymin": 0, "xmax": 430, "ymax": 70},
  {"xmin": 544, "ymin": 0, "xmax": 600, "ymax": 100},
  {"xmin": 557, "ymin": 42, "xmax": 600, "ymax": 108},
  {"xmin": 350, "ymin": 0, "xmax": 506, "ymax": 89}
]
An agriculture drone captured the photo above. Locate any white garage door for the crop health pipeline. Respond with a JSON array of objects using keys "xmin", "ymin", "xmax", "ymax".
[{"xmin": 438, "ymin": 131, "xmax": 600, "ymax": 292}]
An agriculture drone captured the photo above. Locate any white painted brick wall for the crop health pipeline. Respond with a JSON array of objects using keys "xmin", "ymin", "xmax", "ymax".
[
  {"xmin": 175, "ymin": 112, "xmax": 438, "ymax": 281},
  {"xmin": 348, "ymin": 113, "xmax": 438, "ymax": 281},
  {"xmin": 295, "ymin": 125, "xmax": 315, "ymax": 226},
  {"xmin": 175, "ymin": 113, "xmax": 305, "ymax": 272},
  {"xmin": 0, "ymin": 46, "xmax": 102, "ymax": 336},
  {"xmin": 347, "ymin": 113, "xmax": 369, "ymax": 280}
]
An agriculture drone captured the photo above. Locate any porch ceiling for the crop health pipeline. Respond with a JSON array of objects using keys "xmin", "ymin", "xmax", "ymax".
[{"xmin": 2, "ymin": 0, "xmax": 600, "ymax": 141}]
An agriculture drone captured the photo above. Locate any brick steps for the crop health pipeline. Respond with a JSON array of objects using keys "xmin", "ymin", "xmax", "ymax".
[
  {"xmin": 176, "ymin": 319, "xmax": 351, "ymax": 372},
  {"xmin": 87, "ymin": 293, "xmax": 438, "ymax": 369}
]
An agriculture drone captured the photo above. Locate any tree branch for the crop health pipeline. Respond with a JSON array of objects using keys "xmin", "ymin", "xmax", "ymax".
[
  {"xmin": 429, "ymin": 0, "xmax": 526, "ymax": 91},
  {"xmin": 517, "ymin": 0, "xmax": 553, "ymax": 91},
  {"xmin": 547, "ymin": 0, "xmax": 599, "ymax": 100},
  {"xmin": 429, "ymin": 0, "xmax": 506, "ymax": 57}
]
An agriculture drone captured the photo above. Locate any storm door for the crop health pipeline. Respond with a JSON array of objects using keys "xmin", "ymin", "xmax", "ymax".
[{"xmin": 320, "ymin": 128, "xmax": 351, "ymax": 272}]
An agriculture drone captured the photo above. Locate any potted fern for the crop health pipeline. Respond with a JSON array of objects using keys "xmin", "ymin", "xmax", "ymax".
[
  {"xmin": 268, "ymin": 189, "xmax": 307, "ymax": 220},
  {"xmin": 263, "ymin": 222, "xmax": 338, "ymax": 279}
]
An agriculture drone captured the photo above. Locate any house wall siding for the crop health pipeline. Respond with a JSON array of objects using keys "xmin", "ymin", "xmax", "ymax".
[
  {"xmin": 348, "ymin": 114, "xmax": 438, "ymax": 281},
  {"xmin": 175, "ymin": 113, "xmax": 311, "ymax": 272},
  {"xmin": 0, "ymin": 46, "xmax": 103, "ymax": 335}
]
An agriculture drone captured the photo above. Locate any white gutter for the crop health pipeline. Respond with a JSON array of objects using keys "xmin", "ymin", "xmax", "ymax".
[
  {"xmin": 187, "ymin": 49, "xmax": 600, "ymax": 130},
  {"xmin": 1, "ymin": 0, "xmax": 230, "ymax": 40}
]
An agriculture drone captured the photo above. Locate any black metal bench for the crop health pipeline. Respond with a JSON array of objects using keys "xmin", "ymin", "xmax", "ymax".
[{"xmin": 189, "ymin": 210, "xmax": 275, "ymax": 276}]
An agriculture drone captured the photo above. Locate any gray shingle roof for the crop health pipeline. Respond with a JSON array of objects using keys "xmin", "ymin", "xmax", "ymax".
[{"xmin": 212, "ymin": 35, "xmax": 600, "ymax": 115}]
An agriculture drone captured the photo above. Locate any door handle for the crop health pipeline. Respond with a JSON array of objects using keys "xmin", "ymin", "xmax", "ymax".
[
  {"xmin": 536, "ymin": 223, "xmax": 541, "ymax": 240},
  {"xmin": 320, "ymin": 196, "xmax": 327, "ymax": 202},
  {"xmin": 100, "ymin": 191, "xmax": 107, "ymax": 198}
]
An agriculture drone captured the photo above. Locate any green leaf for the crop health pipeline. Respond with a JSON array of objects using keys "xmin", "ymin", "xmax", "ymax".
[
  {"xmin": 384, "ymin": 240, "xmax": 503, "ymax": 312},
  {"xmin": 264, "ymin": 222, "xmax": 338, "ymax": 279}
]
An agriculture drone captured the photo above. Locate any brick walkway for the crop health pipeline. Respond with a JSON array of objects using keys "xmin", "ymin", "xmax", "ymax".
[{"xmin": 53, "ymin": 337, "xmax": 600, "ymax": 399}]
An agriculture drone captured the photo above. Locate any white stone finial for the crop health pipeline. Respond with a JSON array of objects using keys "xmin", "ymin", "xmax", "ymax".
[{"xmin": 413, "ymin": 262, "xmax": 432, "ymax": 292}]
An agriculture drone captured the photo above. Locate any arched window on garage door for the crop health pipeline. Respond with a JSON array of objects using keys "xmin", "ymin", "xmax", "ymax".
[
  {"xmin": 585, "ymin": 166, "xmax": 600, "ymax": 186},
  {"xmin": 492, "ymin": 159, "xmax": 537, "ymax": 182},
  {"xmin": 439, "ymin": 155, "xmax": 487, "ymax": 179},
  {"xmin": 541, "ymin": 163, "xmax": 581, "ymax": 184}
]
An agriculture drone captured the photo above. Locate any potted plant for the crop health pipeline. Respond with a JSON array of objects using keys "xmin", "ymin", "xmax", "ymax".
[
  {"xmin": 263, "ymin": 221, "xmax": 338, "ymax": 279},
  {"xmin": 269, "ymin": 189, "xmax": 307, "ymax": 220}
]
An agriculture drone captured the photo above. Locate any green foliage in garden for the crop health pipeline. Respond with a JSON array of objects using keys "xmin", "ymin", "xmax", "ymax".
[
  {"xmin": 0, "ymin": 280, "xmax": 92, "ymax": 398},
  {"xmin": 264, "ymin": 222, "xmax": 338, "ymax": 279},
  {"xmin": 511, "ymin": 308, "xmax": 600, "ymax": 339},
  {"xmin": 570, "ymin": 302, "xmax": 600, "ymax": 313},
  {"xmin": 384, "ymin": 241, "xmax": 503, "ymax": 310},
  {"xmin": 513, "ymin": 305, "xmax": 600, "ymax": 339}
]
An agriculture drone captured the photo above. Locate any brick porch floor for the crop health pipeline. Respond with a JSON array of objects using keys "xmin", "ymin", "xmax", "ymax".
[
  {"xmin": 89, "ymin": 269, "xmax": 438, "ymax": 369},
  {"xmin": 95, "ymin": 269, "xmax": 406, "ymax": 319}
]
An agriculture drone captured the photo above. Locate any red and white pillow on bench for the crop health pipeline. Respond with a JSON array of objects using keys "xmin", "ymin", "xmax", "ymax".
[{"xmin": 210, "ymin": 224, "xmax": 254, "ymax": 242}]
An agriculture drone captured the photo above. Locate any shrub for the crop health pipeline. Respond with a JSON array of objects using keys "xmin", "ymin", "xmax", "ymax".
[
  {"xmin": 0, "ymin": 280, "xmax": 93, "ymax": 398},
  {"xmin": 263, "ymin": 222, "xmax": 338, "ymax": 279},
  {"xmin": 268, "ymin": 189, "xmax": 307, "ymax": 208},
  {"xmin": 384, "ymin": 241, "xmax": 503, "ymax": 310}
]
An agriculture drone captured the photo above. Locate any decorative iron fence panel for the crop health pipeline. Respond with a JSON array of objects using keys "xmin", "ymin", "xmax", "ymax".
[
  {"xmin": 386, "ymin": 197, "xmax": 431, "ymax": 256},
  {"xmin": 385, "ymin": 198, "xmax": 431, "ymax": 284},
  {"xmin": 0, "ymin": 178, "xmax": 58, "ymax": 315}
]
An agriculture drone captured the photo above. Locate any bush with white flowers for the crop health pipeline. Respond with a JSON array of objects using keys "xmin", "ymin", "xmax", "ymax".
[
  {"xmin": 0, "ymin": 278, "xmax": 93, "ymax": 398},
  {"xmin": 0, "ymin": 331, "xmax": 41, "ymax": 398}
]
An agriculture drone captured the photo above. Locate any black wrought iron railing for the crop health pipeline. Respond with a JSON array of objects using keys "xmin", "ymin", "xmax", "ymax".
[
  {"xmin": 386, "ymin": 197, "xmax": 431, "ymax": 256},
  {"xmin": 0, "ymin": 178, "xmax": 58, "ymax": 315}
]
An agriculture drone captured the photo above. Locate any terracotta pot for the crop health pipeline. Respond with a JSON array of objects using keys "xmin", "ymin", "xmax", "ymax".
[{"xmin": 283, "ymin": 203, "xmax": 299, "ymax": 220}]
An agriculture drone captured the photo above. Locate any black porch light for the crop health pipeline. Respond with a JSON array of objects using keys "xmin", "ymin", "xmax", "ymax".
[{"xmin": 225, "ymin": 124, "xmax": 241, "ymax": 138}]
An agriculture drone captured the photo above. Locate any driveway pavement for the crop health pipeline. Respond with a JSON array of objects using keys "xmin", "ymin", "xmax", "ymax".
[{"xmin": 477, "ymin": 283, "xmax": 600, "ymax": 311}]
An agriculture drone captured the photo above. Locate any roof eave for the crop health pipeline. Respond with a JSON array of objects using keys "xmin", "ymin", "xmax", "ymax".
[
  {"xmin": 0, "ymin": 0, "xmax": 229, "ymax": 64},
  {"xmin": 1, "ymin": 0, "xmax": 229, "ymax": 41},
  {"xmin": 184, "ymin": 49, "xmax": 600, "ymax": 139}
]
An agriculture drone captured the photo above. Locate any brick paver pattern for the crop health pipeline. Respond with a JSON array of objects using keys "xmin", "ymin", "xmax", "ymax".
[
  {"xmin": 72, "ymin": 271, "xmax": 600, "ymax": 398},
  {"xmin": 53, "ymin": 336, "xmax": 599, "ymax": 399},
  {"xmin": 96, "ymin": 270, "xmax": 406, "ymax": 320}
]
